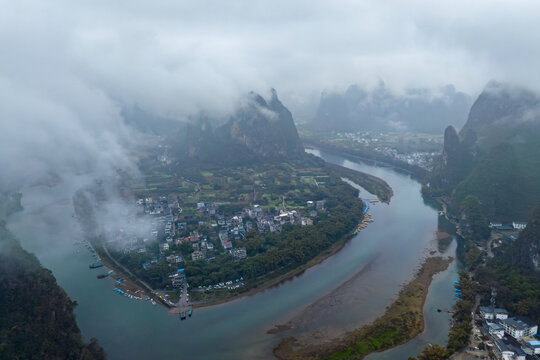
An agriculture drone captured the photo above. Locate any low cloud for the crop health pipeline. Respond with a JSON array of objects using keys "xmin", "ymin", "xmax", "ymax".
[{"xmin": 1, "ymin": 0, "xmax": 540, "ymax": 233}]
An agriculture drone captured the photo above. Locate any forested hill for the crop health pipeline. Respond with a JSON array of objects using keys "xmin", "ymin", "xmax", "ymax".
[
  {"xmin": 178, "ymin": 89, "xmax": 305, "ymax": 165},
  {"xmin": 506, "ymin": 203, "xmax": 540, "ymax": 272},
  {"xmin": 0, "ymin": 222, "xmax": 105, "ymax": 360},
  {"xmin": 425, "ymin": 82, "xmax": 540, "ymax": 221},
  {"xmin": 477, "ymin": 204, "xmax": 540, "ymax": 326}
]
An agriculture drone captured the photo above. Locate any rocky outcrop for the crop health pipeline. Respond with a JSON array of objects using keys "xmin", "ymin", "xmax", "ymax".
[
  {"xmin": 181, "ymin": 89, "xmax": 304, "ymax": 165},
  {"xmin": 426, "ymin": 82, "xmax": 540, "ymax": 220},
  {"xmin": 0, "ymin": 223, "xmax": 106, "ymax": 360}
]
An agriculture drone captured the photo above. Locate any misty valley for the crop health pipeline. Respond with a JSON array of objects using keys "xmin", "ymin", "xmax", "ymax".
[{"xmin": 3, "ymin": 3, "xmax": 540, "ymax": 360}]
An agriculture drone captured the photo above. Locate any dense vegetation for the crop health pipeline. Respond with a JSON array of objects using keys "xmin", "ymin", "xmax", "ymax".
[
  {"xmin": 409, "ymin": 271, "xmax": 476, "ymax": 360},
  {"xmin": 113, "ymin": 172, "xmax": 365, "ymax": 292},
  {"xmin": 325, "ymin": 162, "xmax": 393, "ymax": 202},
  {"xmin": 408, "ymin": 344, "xmax": 449, "ymax": 360},
  {"xmin": 452, "ymin": 143, "xmax": 530, "ymax": 221},
  {"xmin": 460, "ymin": 195, "xmax": 490, "ymax": 243},
  {"xmin": 459, "ymin": 195, "xmax": 490, "ymax": 270},
  {"xmin": 477, "ymin": 259, "xmax": 540, "ymax": 325},
  {"xmin": 446, "ymin": 272, "xmax": 476, "ymax": 354},
  {"xmin": 238, "ymin": 173, "xmax": 364, "ymax": 282},
  {"xmin": 426, "ymin": 84, "xmax": 540, "ymax": 222},
  {"xmin": 0, "ymin": 222, "xmax": 105, "ymax": 360},
  {"xmin": 474, "ymin": 203, "xmax": 540, "ymax": 325}
]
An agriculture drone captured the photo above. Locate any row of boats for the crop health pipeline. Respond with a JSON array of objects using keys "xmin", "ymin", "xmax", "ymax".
[
  {"xmin": 80, "ymin": 240, "xmax": 187, "ymax": 312},
  {"xmin": 113, "ymin": 287, "xmax": 157, "ymax": 305},
  {"xmin": 353, "ymin": 213, "xmax": 374, "ymax": 235},
  {"xmin": 454, "ymin": 280, "xmax": 463, "ymax": 301}
]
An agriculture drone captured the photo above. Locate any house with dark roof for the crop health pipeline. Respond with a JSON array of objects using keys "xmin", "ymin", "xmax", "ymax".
[
  {"xmin": 501, "ymin": 317, "xmax": 538, "ymax": 340},
  {"xmin": 480, "ymin": 306, "xmax": 509, "ymax": 320}
]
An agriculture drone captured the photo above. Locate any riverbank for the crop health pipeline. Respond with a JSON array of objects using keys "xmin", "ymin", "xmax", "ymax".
[
  {"xmin": 92, "ymin": 242, "xmax": 169, "ymax": 308},
  {"xmin": 192, "ymin": 220, "xmax": 370, "ymax": 309},
  {"xmin": 303, "ymin": 140, "xmax": 427, "ymax": 180},
  {"xmin": 85, "ymin": 203, "xmax": 374, "ymax": 312},
  {"xmin": 273, "ymin": 256, "xmax": 453, "ymax": 360},
  {"xmin": 325, "ymin": 162, "xmax": 394, "ymax": 203}
]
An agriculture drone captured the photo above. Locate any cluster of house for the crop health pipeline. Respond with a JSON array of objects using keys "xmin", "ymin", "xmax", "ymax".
[
  {"xmin": 489, "ymin": 221, "xmax": 528, "ymax": 232},
  {"xmin": 479, "ymin": 306, "xmax": 539, "ymax": 359},
  {"xmin": 180, "ymin": 200, "xmax": 326, "ymax": 262},
  {"xmin": 336, "ymin": 131, "xmax": 439, "ymax": 170},
  {"xmin": 136, "ymin": 195, "xmax": 179, "ymax": 242},
  {"xmin": 128, "ymin": 196, "xmax": 326, "ymax": 283}
]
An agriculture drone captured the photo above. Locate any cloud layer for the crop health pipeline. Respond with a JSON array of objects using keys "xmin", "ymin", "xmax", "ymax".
[{"xmin": 1, "ymin": 0, "xmax": 540, "ymax": 190}]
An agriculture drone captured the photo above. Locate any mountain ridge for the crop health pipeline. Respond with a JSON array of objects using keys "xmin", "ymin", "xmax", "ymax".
[
  {"xmin": 180, "ymin": 89, "xmax": 305, "ymax": 165},
  {"xmin": 310, "ymin": 82, "xmax": 472, "ymax": 134}
]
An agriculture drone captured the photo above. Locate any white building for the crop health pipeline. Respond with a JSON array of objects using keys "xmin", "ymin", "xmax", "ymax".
[
  {"xmin": 191, "ymin": 250, "xmax": 205, "ymax": 261},
  {"xmin": 526, "ymin": 340, "xmax": 540, "ymax": 355},
  {"xmin": 488, "ymin": 322, "xmax": 505, "ymax": 339},
  {"xmin": 512, "ymin": 221, "xmax": 527, "ymax": 231},
  {"xmin": 480, "ymin": 306, "xmax": 509, "ymax": 320},
  {"xmin": 493, "ymin": 337, "xmax": 527, "ymax": 360},
  {"xmin": 500, "ymin": 317, "xmax": 538, "ymax": 340}
]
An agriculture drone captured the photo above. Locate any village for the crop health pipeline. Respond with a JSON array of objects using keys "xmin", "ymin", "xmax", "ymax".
[
  {"xmin": 332, "ymin": 131, "xmax": 442, "ymax": 170},
  {"xmin": 133, "ymin": 194, "xmax": 326, "ymax": 264},
  {"xmin": 463, "ymin": 292, "xmax": 540, "ymax": 360},
  {"xmin": 93, "ymin": 191, "xmax": 329, "ymax": 310}
]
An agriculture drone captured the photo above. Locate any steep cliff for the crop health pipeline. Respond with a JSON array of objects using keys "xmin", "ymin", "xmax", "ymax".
[
  {"xmin": 513, "ymin": 204, "xmax": 540, "ymax": 272},
  {"xmin": 0, "ymin": 223, "xmax": 105, "ymax": 360},
  {"xmin": 426, "ymin": 82, "xmax": 540, "ymax": 220},
  {"xmin": 181, "ymin": 89, "xmax": 304, "ymax": 165}
]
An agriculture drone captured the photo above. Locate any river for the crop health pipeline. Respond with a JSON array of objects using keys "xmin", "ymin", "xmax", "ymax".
[{"xmin": 8, "ymin": 149, "xmax": 459, "ymax": 359}]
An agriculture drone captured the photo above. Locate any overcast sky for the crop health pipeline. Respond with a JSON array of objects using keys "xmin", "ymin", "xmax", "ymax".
[{"xmin": 1, "ymin": 0, "xmax": 540, "ymax": 190}]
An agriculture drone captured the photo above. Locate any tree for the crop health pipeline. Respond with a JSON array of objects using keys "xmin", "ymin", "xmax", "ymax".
[{"xmin": 416, "ymin": 344, "xmax": 449, "ymax": 360}]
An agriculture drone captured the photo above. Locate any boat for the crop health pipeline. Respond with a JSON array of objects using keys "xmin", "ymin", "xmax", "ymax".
[
  {"xmin": 89, "ymin": 262, "xmax": 103, "ymax": 269},
  {"xmin": 180, "ymin": 311, "xmax": 187, "ymax": 320},
  {"xmin": 188, "ymin": 307, "xmax": 192, "ymax": 317},
  {"xmin": 97, "ymin": 270, "xmax": 113, "ymax": 279}
]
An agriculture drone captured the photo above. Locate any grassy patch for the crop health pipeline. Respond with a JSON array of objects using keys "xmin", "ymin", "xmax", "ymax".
[{"xmin": 274, "ymin": 256, "xmax": 453, "ymax": 360}]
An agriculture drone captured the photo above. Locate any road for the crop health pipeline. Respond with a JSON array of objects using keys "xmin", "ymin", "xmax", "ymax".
[
  {"xmin": 168, "ymin": 281, "xmax": 191, "ymax": 316},
  {"xmin": 101, "ymin": 244, "xmax": 154, "ymax": 293}
]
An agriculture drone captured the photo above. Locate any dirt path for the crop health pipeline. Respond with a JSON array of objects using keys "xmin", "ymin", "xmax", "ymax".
[{"xmin": 101, "ymin": 244, "xmax": 154, "ymax": 293}]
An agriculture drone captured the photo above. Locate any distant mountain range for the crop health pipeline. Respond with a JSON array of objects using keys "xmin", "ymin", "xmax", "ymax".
[
  {"xmin": 427, "ymin": 81, "xmax": 540, "ymax": 221},
  {"xmin": 309, "ymin": 82, "xmax": 472, "ymax": 134}
]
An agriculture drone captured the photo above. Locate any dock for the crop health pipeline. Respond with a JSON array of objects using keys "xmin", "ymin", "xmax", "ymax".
[{"xmin": 168, "ymin": 283, "xmax": 192, "ymax": 320}]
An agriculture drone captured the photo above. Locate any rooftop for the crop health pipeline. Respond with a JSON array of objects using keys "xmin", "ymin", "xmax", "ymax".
[{"xmin": 502, "ymin": 317, "xmax": 535, "ymax": 330}]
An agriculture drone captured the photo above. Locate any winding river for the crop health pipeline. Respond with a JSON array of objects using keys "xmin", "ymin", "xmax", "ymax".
[{"xmin": 9, "ymin": 149, "xmax": 459, "ymax": 359}]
